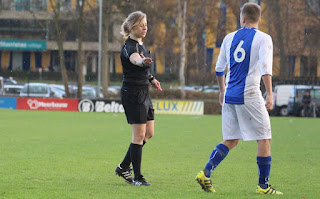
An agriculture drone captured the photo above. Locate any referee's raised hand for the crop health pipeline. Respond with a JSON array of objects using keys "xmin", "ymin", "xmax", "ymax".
[{"xmin": 140, "ymin": 54, "xmax": 153, "ymax": 67}]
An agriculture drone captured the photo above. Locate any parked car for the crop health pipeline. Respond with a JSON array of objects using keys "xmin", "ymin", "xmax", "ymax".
[
  {"xmin": 108, "ymin": 86, "xmax": 121, "ymax": 95},
  {"xmin": 50, "ymin": 84, "xmax": 75, "ymax": 92},
  {"xmin": 272, "ymin": 85, "xmax": 297, "ymax": 116},
  {"xmin": 0, "ymin": 77, "xmax": 3, "ymax": 95},
  {"xmin": 169, "ymin": 86, "xmax": 201, "ymax": 92},
  {"xmin": 51, "ymin": 84, "xmax": 118, "ymax": 99},
  {"xmin": 20, "ymin": 83, "xmax": 64, "ymax": 98},
  {"xmin": 3, "ymin": 77, "xmax": 17, "ymax": 85},
  {"xmin": 84, "ymin": 86, "xmax": 119, "ymax": 98},
  {"xmin": 49, "ymin": 84, "xmax": 77, "ymax": 98},
  {"xmin": 71, "ymin": 86, "xmax": 100, "ymax": 99},
  {"xmin": 287, "ymin": 86, "xmax": 320, "ymax": 117},
  {"xmin": 51, "ymin": 87, "xmax": 66, "ymax": 97},
  {"xmin": 1, "ymin": 76, "xmax": 19, "ymax": 95},
  {"xmin": 202, "ymin": 85, "xmax": 220, "ymax": 93},
  {"xmin": 82, "ymin": 86, "xmax": 99, "ymax": 99},
  {"xmin": 94, "ymin": 86, "xmax": 119, "ymax": 98},
  {"xmin": 3, "ymin": 85, "xmax": 23, "ymax": 96}
]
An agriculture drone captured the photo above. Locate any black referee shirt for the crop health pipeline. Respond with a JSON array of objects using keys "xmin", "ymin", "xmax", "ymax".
[{"xmin": 120, "ymin": 37, "xmax": 153, "ymax": 89}]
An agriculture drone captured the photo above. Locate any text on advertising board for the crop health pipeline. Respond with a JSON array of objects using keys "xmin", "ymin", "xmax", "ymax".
[
  {"xmin": 17, "ymin": 98, "xmax": 78, "ymax": 111},
  {"xmin": 152, "ymin": 100, "xmax": 204, "ymax": 115},
  {"xmin": 78, "ymin": 99, "xmax": 124, "ymax": 113}
]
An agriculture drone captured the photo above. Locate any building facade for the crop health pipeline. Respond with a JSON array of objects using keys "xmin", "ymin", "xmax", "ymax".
[
  {"xmin": 0, "ymin": 0, "xmax": 124, "ymax": 75},
  {"xmin": 0, "ymin": 0, "xmax": 319, "ymax": 80}
]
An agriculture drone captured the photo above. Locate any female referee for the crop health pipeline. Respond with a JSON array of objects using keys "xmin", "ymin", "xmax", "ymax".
[{"xmin": 115, "ymin": 11, "xmax": 161, "ymax": 186}]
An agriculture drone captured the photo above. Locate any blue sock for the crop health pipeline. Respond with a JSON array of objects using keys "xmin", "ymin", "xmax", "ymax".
[
  {"xmin": 257, "ymin": 156, "xmax": 272, "ymax": 189},
  {"xmin": 204, "ymin": 144, "xmax": 229, "ymax": 178}
]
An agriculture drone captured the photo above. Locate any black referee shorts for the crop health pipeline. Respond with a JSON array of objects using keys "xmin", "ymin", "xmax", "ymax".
[{"xmin": 121, "ymin": 87, "xmax": 154, "ymax": 124}]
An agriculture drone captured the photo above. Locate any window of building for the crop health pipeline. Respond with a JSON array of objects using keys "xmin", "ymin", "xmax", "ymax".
[
  {"xmin": 1, "ymin": 0, "xmax": 14, "ymax": 10},
  {"xmin": 108, "ymin": 22, "xmax": 114, "ymax": 42},
  {"xmin": 75, "ymin": 0, "xmax": 85, "ymax": 11},
  {"xmin": 306, "ymin": 0, "xmax": 320, "ymax": 16},
  {"xmin": 13, "ymin": 0, "xmax": 47, "ymax": 11},
  {"xmin": 248, "ymin": 0, "xmax": 261, "ymax": 5},
  {"xmin": 15, "ymin": 0, "xmax": 28, "ymax": 11},
  {"xmin": 84, "ymin": 20, "xmax": 98, "ymax": 42},
  {"xmin": 300, "ymin": 56, "xmax": 318, "ymax": 78},
  {"xmin": 0, "ymin": 19, "xmax": 46, "ymax": 40},
  {"xmin": 60, "ymin": 0, "xmax": 72, "ymax": 11},
  {"xmin": 30, "ymin": 0, "xmax": 47, "ymax": 11},
  {"xmin": 287, "ymin": 56, "xmax": 296, "ymax": 77},
  {"xmin": 304, "ymin": 26, "xmax": 320, "ymax": 47}
]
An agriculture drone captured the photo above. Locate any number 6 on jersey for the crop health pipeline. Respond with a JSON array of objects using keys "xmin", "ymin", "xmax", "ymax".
[{"xmin": 233, "ymin": 40, "xmax": 245, "ymax": 63}]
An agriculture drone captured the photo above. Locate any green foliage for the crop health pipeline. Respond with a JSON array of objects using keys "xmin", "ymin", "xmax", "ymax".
[{"xmin": 0, "ymin": 110, "xmax": 319, "ymax": 198}]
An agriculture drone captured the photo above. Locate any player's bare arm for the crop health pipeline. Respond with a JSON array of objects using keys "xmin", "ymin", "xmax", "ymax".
[
  {"xmin": 216, "ymin": 75, "xmax": 226, "ymax": 106},
  {"xmin": 262, "ymin": 74, "xmax": 273, "ymax": 111}
]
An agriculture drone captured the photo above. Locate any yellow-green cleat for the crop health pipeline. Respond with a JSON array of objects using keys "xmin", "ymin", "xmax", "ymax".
[
  {"xmin": 195, "ymin": 171, "xmax": 215, "ymax": 193},
  {"xmin": 256, "ymin": 185, "xmax": 283, "ymax": 195}
]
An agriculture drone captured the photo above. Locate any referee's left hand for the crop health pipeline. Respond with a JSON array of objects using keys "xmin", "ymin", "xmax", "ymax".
[{"xmin": 151, "ymin": 79, "xmax": 161, "ymax": 90}]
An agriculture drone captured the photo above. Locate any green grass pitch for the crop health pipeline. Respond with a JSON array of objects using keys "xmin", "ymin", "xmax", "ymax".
[{"xmin": 0, "ymin": 109, "xmax": 319, "ymax": 199}]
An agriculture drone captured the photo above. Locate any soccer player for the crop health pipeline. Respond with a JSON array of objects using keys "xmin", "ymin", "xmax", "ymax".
[
  {"xmin": 115, "ymin": 11, "xmax": 161, "ymax": 186},
  {"xmin": 195, "ymin": 2, "xmax": 283, "ymax": 194}
]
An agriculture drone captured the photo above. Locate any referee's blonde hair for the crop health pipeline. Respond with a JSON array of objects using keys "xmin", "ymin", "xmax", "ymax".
[
  {"xmin": 240, "ymin": 2, "xmax": 261, "ymax": 24},
  {"xmin": 120, "ymin": 11, "xmax": 147, "ymax": 38}
]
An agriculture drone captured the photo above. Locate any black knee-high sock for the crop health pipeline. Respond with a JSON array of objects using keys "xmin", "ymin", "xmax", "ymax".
[
  {"xmin": 120, "ymin": 144, "xmax": 131, "ymax": 169},
  {"xmin": 130, "ymin": 143, "xmax": 143, "ymax": 179},
  {"xmin": 120, "ymin": 141, "xmax": 146, "ymax": 169}
]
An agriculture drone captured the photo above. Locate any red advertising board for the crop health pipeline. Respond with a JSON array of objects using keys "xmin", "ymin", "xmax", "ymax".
[{"xmin": 17, "ymin": 98, "xmax": 78, "ymax": 111}]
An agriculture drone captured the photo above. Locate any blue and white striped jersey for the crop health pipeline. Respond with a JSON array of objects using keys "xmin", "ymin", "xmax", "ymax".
[{"xmin": 215, "ymin": 27, "xmax": 273, "ymax": 104}]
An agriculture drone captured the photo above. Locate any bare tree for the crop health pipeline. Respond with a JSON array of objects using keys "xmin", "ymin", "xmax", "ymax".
[
  {"xmin": 304, "ymin": 1, "xmax": 320, "ymax": 81},
  {"xmin": 48, "ymin": 0, "xmax": 70, "ymax": 97},
  {"xmin": 177, "ymin": 0, "xmax": 219, "ymax": 86},
  {"xmin": 101, "ymin": 0, "xmax": 112, "ymax": 98},
  {"xmin": 177, "ymin": 0, "xmax": 187, "ymax": 99},
  {"xmin": 264, "ymin": 0, "xmax": 288, "ymax": 78},
  {"xmin": 76, "ymin": 0, "xmax": 85, "ymax": 98},
  {"xmin": 195, "ymin": 0, "xmax": 210, "ymax": 86}
]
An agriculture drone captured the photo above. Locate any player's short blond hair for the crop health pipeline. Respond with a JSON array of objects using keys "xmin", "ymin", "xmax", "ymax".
[
  {"xmin": 240, "ymin": 2, "xmax": 261, "ymax": 24},
  {"xmin": 120, "ymin": 11, "xmax": 147, "ymax": 38}
]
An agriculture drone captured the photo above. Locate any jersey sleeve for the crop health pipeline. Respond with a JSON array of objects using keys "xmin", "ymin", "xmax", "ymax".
[
  {"xmin": 215, "ymin": 36, "xmax": 228, "ymax": 76},
  {"xmin": 259, "ymin": 35, "xmax": 273, "ymax": 76},
  {"xmin": 123, "ymin": 42, "xmax": 139, "ymax": 58}
]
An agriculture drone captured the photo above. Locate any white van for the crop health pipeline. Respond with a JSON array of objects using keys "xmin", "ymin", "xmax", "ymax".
[
  {"xmin": 273, "ymin": 84, "xmax": 313, "ymax": 116},
  {"xmin": 273, "ymin": 85, "xmax": 294, "ymax": 116},
  {"xmin": 0, "ymin": 77, "xmax": 3, "ymax": 95}
]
